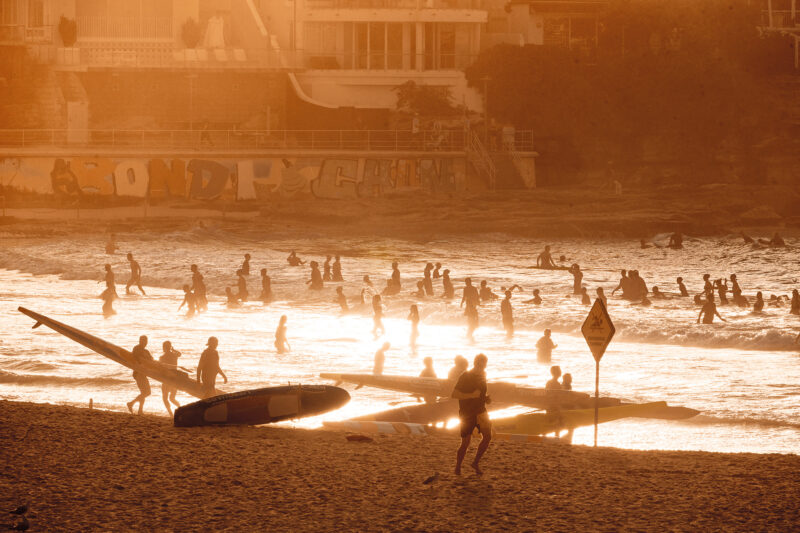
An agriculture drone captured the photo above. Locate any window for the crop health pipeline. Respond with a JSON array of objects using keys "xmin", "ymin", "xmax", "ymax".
[
  {"xmin": 28, "ymin": 0, "xmax": 44, "ymax": 26},
  {"xmin": 369, "ymin": 22, "xmax": 385, "ymax": 70},
  {"xmin": 0, "ymin": 0, "xmax": 19, "ymax": 25}
]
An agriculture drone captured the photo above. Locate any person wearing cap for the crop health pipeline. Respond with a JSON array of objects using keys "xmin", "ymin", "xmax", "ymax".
[{"xmin": 197, "ymin": 336, "xmax": 227, "ymax": 398}]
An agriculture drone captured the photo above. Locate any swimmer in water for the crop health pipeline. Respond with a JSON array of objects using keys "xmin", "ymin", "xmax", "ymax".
[
  {"xmin": 127, "ymin": 336, "xmax": 153, "ymax": 415},
  {"xmin": 479, "ymin": 280, "xmax": 498, "ymax": 302},
  {"xmin": 323, "ymin": 255, "xmax": 332, "ymax": 282},
  {"xmin": 413, "ymin": 280, "xmax": 426, "ymax": 298},
  {"xmin": 441, "ymin": 269, "xmax": 455, "ymax": 299},
  {"xmin": 753, "ymin": 291, "xmax": 764, "ymax": 313},
  {"xmin": 677, "ymin": 277, "xmax": 688, "ymax": 297},
  {"xmin": 596, "ymin": 287, "xmax": 607, "ymax": 305},
  {"xmin": 524, "ymin": 288, "xmax": 542, "ymax": 305},
  {"xmin": 460, "ymin": 278, "xmax": 480, "ymax": 342},
  {"xmin": 501, "ymin": 290, "xmax": 514, "ymax": 339},
  {"xmin": 372, "ymin": 294, "xmax": 385, "ymax": 338},
  {"xmin": 178, "ymin": 285, "xmax": 197, "ymax": 316},
  {"xmin": 611, "ymin": 270, "xmax": 628, "ymax": 298},
  {"xmin": 125, "ymin": 253, "xmax": 146, "ymax": 295},
  {"xmin": 423, "ymin": 263, "xmax": 434, "ymax": 296},
  {"xmin": 335, "ymin": 286, "xmax": 349, "ymax": 312},
  {"xmin": 275, "ymin": 315, "xmax": 291, "ymax": 354},
  {"xmin": 433, "ymin": 262, "xmax": 442, "ymax": 279},
  {"xmin": 307, "ymin": 261, "xmax": 323, "ymax": 290},
  {"xmin": 581, "ymin": 287, "xmax": 591, "ymax": 305},
  {"xmin": 225, "ymin": 287, "xmax": 240, "ymax": 309},
  {"xmin": 236, "ymin": 269, "xmax": 249, "ymax": 301},
  {"xmin": 537, "ymin": 245, "xmax": 557, "ymax": 269},
  {"xmin": 158, "ymin": 341, "xmax": 181, "ymax": 416},
  {"xmin": 697, "ymin": 296, "xmax": 725, "ymax": 324},
  {"xmin": 332, "ymin": 255, "xmax": 344, "ymax": 282},
  {"xmin": 287, "ymin": 250, "xmax": 305, "ymax": 266},
  {"xmin": 197, "ymin": 336, "xmax": 227, "ymax": 398},
  {"xmin": 241, "ymin": 254, "xmax": 251, "ymax": 276},
  {"xmin": 260, "ymin": 268, "xmax": 273, "ymax": 303},
  {"xmin": 408, "ymin": 304, "xmax": 420, "ymax": 353},
  {"xmin": 390, "ymin": 262, "xmax": 401, "ymax": 291},
  {"xmin": 568, "ymin": 264, "xmax": 583, "ymax": 295},
  {"xmin": 651, "ymin": 286, "xmax": 666, "ymax": 299},
  {"xmin": 373, "ymin": 342, "xmax": 390, "ymax": 375},
  {"xmin": 715, "ymin": 279, "xmax": 728, "ymax": 305}
]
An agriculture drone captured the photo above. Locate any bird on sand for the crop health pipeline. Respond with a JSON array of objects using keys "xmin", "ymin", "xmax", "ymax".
[
  {"xmin": 422, "ymin": 472, "xmax": 440, "ymax": 485},
  {"xmin": 8, "ymin": 506, "xmax": 27, "ymax": 516}
]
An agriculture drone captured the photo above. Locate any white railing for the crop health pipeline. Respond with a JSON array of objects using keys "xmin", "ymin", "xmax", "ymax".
[{"xmin": 76, "ymin": 16, "xmax": 173, "ymax": 40}]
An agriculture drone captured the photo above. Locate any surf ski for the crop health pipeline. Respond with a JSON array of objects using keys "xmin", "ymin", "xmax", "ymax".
[{"xmin": 18, "ymin": 307, "xmax": 221, "ymax": 399}]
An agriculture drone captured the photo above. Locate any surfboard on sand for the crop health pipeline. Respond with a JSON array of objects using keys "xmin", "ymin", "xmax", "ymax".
[
  {"xmin": 174, "ymin": 385, "xmax": 350, "ymax": 427},
  {"xmin": 352, "ymin": 399, "xmax": 461, "ymax": 424},
  {"xmin": 319, "ymin": 372, "xmax": 619, "ymax": 410},
  {"xmin": 18, "ymin": 306, "xmax": 220, "ymax": 399}
]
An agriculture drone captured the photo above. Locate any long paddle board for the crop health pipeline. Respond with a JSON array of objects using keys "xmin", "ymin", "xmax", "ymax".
[
  {"xmin": 352, "ymin": 399, "xmax": 460, "ymax": 424},
  {"xmin": 173, "ymin": 385, "xmax": 350, "ymax": 427},
  {"xmin": 18, "ymin": 307, "xmax": 221, "ymax": 399}
]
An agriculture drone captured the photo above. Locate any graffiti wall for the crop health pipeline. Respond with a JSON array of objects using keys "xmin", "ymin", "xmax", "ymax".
[{"xmin": 0, "ymin": 156, "xmax": 467, "ymax": 201}]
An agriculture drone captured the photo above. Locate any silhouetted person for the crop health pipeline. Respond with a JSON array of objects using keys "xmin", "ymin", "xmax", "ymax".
[
  {"xmin": 677, "ymin": 277, "xmax": 689, "ymax": 297},
  {"xmin": 791, "ymin": 289, "xmax": 800, "ymax": 315},
  {"xmin": 753, "ymin": 291, "xmax": 764, "ymax": 313},
  {"xmin": 372, "ymin": 294, "xmax": 385, "ymax": 338},
  {"xmin": 241, "ymin": 253, "xmax": 251, "ymax": 276},
  {"xmin": 769, "ymin": 232, "xmax": 785, "ymax": 247},
  {"xmin": 524, "ymin": 288, "xmax": 542, "ymax": 305},
  {"xmin": 103, "ymin": 264, "xmax": 118, "ymax": 299},
  {"xmin": 197, "ymin": 336, "xmax": 227, "ymax": 398},
  {"xmin": 668, "ymin": 231, "xmax": 683, "ymax": 249},
  {"xmin": 702, "ymin": 274, "xmax": 713, "ymax": 297},
  {"xmin": 307, "ymin": 261, "xmax": 323, "ymax": 290},
  {"xmin": 731, "ymin": 274, "xmax": 748, "ymax": 307},
  {"xmin": 460, "ymin": 278, "xmax": 480, "ymax": 342},
  {"xmin": 568, "ymin": 264, "xmax": 583, "ymax": 295},
  {"xmin": 158, "ymin": 341, "xmax": 181, "ymax": 416},
  {"xmin": 100, "ymin": 286, "xmax": 115, "ymax": 318},
  {"xmin": 536, "ymin": 329, "xmax": 557, "ymax": 364},
  {"xmin": 260, "ymin": 268, "xmax": 273, "ymax": 303},
  {"xmin": 698, "ymin": 297, "xmax": 725, "ymax": 324},
  {"xmin": 545, "ymin": 365, "xmax": 562, "ymax": 390},
  {"xmin": 225, "ymin": 287, "xmax": 240, "ymax": 309},
  {"xmin": 408, "ymin": 304, "xmax": 420, "ymax": 353},
  {"xmin": 105, "ymin": 233, "xmax": 118, "ymax": 255},
  {"xmin": 125, "ymin": 253, "xmax": 146, "ymax": 295},
  {"xmin": 275, "ymin": 315, "xmax": 291, "ymax": 354},
  {"xmin": 373, "ymin": 342, "xmax": 390, "ymax": 375},
  {"xmin": 448, "ymin": 355, "xmax": 468, "ymax": 380},
  {"xmin": 596, "ymin": 287, "xmax": 607, "ymax": 305},
  {"xmin": 561, "ymin": 373, "xmax": 573, "ymax": 391},
  {"xmin": 323, "ymin": 255, "xmax": 333, "ymax": 282},
  {"xmin": 479, "ymin": 280, "xmax": 498, "ymax": 302},
  {"xmin": 332, "ymin": 255, "xmax": 344, "ymax": 282},
  {"xmin": 715, "ymin": 279, "xmax": 729, "ymax": 305},
  {"xmin": 237, "ymin": 269, "xmax": 249, "ymax": 301},
  {"xmin": 420, "ymin": 356, "xmax": 436, "ymax": 378},
  {"xmin": 652, "ymin": 286, "xmax": 666, "ymax": 299},
  {"xmin": 413, "ymin": 280, "xmax": 426, "ymax": 298},
  {"xmin": 501, "ymin": 290, "xmax": 514, "ymax": 339},
  {"xmin": 423, "ymin": 263, "xmax": 434, "ymax": 296},
  {"xmin": 453, "ymin": 353, "xmax": 492, "ymax": 476},
  {"xmin": 537, "ymin": 245, "xmax": 557, "ymax": 269},
  {"xmin": 287, "ymin": 250, "xmax": 305, "ymax": 266},
  {"xmin": 611, "ymin": 269, "xmax": 629, "ymax": 298},
  {"xmin": 433, "ymin": 262, "xmax": 442, "ymax": 279},
  {"xmin": 127, "ymin": 335, "xmax": 152, "ymax": 414},
  {"xmin": 581, "ymin": 287, "xmax": 591, "ymax": 305},
  {"xmin": 178, "ymin": 285, "xmax": 197, "ymax": 317},
  {"xmin": 191, "ymin": 264, "xmax": 208, "ymax": 311},
  {"xmin": 441, "ymin": 269, "xmax": 454, "ymax": 299},
  {"xmin": 335, "ymin": 286, "xmax": 349, "ymax": 312},
  {"xmin": 391, "ymin": 261, "xmax": 401, "ymax": 291}
]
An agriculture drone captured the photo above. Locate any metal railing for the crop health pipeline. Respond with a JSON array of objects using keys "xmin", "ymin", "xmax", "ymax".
[
  {"xmin": 466, "ymin": 129, "xmax": 496, "ymax": 189},
  {"xmin": 0, "ymin": 128, "xmax": 475, "ymax": 152},
  {"xmin": 305, "ymin": 0, "xmax": 484, "ymax": 9},
  {"xmin": 760, "ymin": 9, "xmax": 800, "ymax": 30}
]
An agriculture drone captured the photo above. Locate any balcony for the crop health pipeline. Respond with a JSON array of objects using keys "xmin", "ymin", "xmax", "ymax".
[
  {"xmin": 76, "ymin": 16, "xmax": 173, "ymax": 41},
  {"xmin": 0, "ymin": 24, "xmax": 23, "ymax": 44},
  {"xmin": 0, "ymin": 24, "xmax": 53, "ymax": 45}
]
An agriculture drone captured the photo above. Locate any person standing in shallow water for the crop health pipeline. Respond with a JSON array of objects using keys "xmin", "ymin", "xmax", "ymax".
[
  {"xmin": 753, "ymin": 291, "xmax": 764, "ymax": 313},
  {"xmin": 408, "ymin": 304, "xmax": 420, "ymax": 353},
  {"xmin": 241, "ymin": 254, "xmax": 251, "ymax": 276},
  {"xmin": 536, "ymin": 329, "xmax": 557, "ymax": 364},
  {"xmin": 332, "ymin": 255, "xmax": 344, "ymax": 282},
  {"xmin": 537, "ymin": 245, "xmax": 556, "ymax": 269},
  {"xmin": 697, "ymin": 296, "xmax": 725, "ymax": 324},
  {"xmin": 568, "ymin": 264, "xmax": 583, "ymax": 295},
  {"xmin": 441, "ymin": 269, "xmax": 454, "ymax": 299},
  {"xmin": 236, "ymin": 269, "xmax": 249, "ymax": 301},
  {"xmin": 372, "ymin": 294, "xmax": 385, "ymax": 338},
  {"xmin": 158, "ymin": 341, "xmax": 181, "ymax": 416},
  {"xmin": 259, "ymin": 268, "xmax": 273, "ymax": 303},
  {"xmin": 197, "ymin": 336, "xmax": 227, "ymax": 398},
  {"xmin": 178, "ymin": 285, "xmax": 196, "ymax": 317},
  {"xmin": 323, "ymin": 255, "xmax": 333, "ymax": 282},
  {"xmin": 191, "ymin": 264, "xmax": 208, "ymax": 312},
  {"xmin": 453, "ymin": 353, "xmax": 492, "ymax": 476},
  {"xmin": 125, "ymin": 253, "xmax": 146, "ymax": 295},
  {"xmin": 500, "ymin": 290, "xmax": 514, "ymax": 339},
  {"xmin": 390, "ymin": 261, "xmax": 401, "ymax": 292},
  {"xmin": 335, "ymin": 286, "xmax": 349, "ymax": 312},
  {"xmin": 460, "ymin": 278, "xmax": 480, "ymax": 342},
  {"xmin": 127, "ymin": 335, "xmax": 153, "ymax": 415},
  {"xmin": 423, "ymin": 263, "xmax": 434, "ymax": 296},
  {"xmin": 677, "ymin": 277, "xmax": 689, "ymax": 297},
  {"xmin": 373, "ymin": 342, "xmax": 390, "ymax": 375},
  {"xmin": 275, "ymin": 315, "xmax": 291, "ymax": 354},
  {"xmin": 307, "ymin": 261, "xmax": 323, "ymax": 290},
  {"xmin": 103, "ymin": 264, "xmax": 118, "ymax": 299}
]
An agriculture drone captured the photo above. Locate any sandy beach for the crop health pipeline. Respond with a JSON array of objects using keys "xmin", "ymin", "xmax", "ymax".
[{"xmin": 1, "ymin": 400, "xmax": 798, "ymax": 531}]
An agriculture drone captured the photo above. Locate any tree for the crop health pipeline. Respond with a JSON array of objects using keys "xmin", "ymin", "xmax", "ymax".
[
  {"xmin": 58, "ymin": 16, "xmax": 77, "ymax": 47},
  {"xmin": 182, "ymin": 18, "xmax": 201, "ymax": 49},
  {"xmin": 393, "ymin": 81, "xmax": 459, "ymax": 117}
]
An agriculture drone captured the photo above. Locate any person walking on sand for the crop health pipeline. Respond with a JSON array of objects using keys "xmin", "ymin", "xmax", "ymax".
[
  {"xmin": 537, "ymin": 245, "xmax": 557, "ymax": 269},
  {"xmin": 275, "ymin": 315, "xmax": 291, "ymax": 354},
  {"xmin": 408, "ymin": 304, "xmax": 420, "ymax": 353},
  {"xmin": 568, "ymin": 264, "xmax": 583, "ymax": 295},
  {"xmin": 372, "ymin": 294, "xmax": 385, "ymax": 338},
  {"xmin": 241, "ymin": 254, "xmax": 251, "ymax": 276},
  {"xmin": 453, "ymin": 353, "xmax": 492, "ymax": 476},
  {"xmin": 500, "ymin": 290, "xmax": 514, "ymax": 339},
  {"xmin": 158, "ymin": 341, "xmax": 181, "ymax": 416},
  {"xmin": 178, "ymin": 285, "xmax": 197, "ymax": 317},
  {"xmin": 197, "ymin": 336, "xmax": 227, "ymax": 398},
  {"xmin": 373, "ymin": 342, "xmax": 390, "ymax": 375},
  {"xmin": 697, "ymin": 296, "xmax": 725, "ymax": 324},
  {"xmin": 127, "ymin": 335, "xmax": 153, "ymax": 414},
  {"xmin": 460, "ymin": 278, "xmax": 480, "ymax": 342},
  {"xmin": 536, "ymin": 329, "xmax": 557, "ymax": 364},
  {"xmin": 125, "ymin": 253, "xmax": 146, "ymax": 295},
  {"xmin": 260, "ymin": 268, "xmax": 273, "ymax": 303},
  {"xmin": 332, "ymin": 255, "xmax": 344, "ymax": 282}
]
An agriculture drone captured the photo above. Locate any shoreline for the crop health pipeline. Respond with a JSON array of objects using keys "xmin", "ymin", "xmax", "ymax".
[{"xmin": 1, "ymin": 400, "xmax": 798, "ymax": 531}]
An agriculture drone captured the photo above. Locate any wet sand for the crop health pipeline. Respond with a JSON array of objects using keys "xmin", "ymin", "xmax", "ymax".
[{"xmin": 2, "ymin": 400, "xmax": 798, "ymax": 531}]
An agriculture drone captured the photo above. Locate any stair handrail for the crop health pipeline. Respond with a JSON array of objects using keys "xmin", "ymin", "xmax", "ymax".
[{"xmin": 466, "ymin": 130, "xmax": 496, "ymax": 189}]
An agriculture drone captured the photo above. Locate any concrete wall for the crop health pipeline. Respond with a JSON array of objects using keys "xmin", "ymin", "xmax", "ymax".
[{"xmin": 0, "ymin": 154, "xmax": 467, "ymax": 201}]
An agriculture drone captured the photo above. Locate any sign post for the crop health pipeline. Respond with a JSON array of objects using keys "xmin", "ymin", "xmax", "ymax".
[{"xmin": 581, "ymin": 298, "xmax": 615, "ymax": 447}]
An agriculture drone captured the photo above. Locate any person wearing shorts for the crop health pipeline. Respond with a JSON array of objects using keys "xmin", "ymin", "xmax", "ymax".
[{"xmin": 452, "ymin": 353, "xmax": 492, "ymax": 475}]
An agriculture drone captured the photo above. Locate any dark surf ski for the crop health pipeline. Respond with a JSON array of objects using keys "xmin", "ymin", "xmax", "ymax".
[{"xmin": 173, "ymin": 385, "xmax": 350, "ymax": 427}]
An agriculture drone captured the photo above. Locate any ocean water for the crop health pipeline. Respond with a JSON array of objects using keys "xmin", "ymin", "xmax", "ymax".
[{"xmin": 1, "ymin": 227, "xmax": 799, "ymax": 454}]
